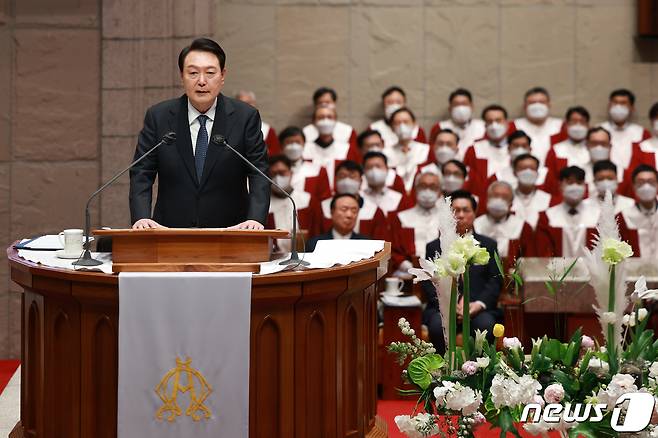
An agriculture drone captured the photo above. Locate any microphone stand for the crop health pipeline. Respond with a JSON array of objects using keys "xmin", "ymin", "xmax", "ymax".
[
  {"xmin": 211, "ymin": 135, "xmax": 309, "ymax": 267},
  {"xmin": 74, "ymin": 132, "xmax": 176, "ymax": 266}
]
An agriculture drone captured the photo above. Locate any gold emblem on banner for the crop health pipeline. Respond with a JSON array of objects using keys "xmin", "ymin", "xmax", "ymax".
[{"xmin": 155, "ymin": 357, "xmax": 213, "ymax": 422}]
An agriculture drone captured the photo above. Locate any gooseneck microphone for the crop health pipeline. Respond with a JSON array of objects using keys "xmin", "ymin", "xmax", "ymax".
[
  {"xmin": 74, "ymin": 132, "xmax": 177, "ymax": 267},
  {"xmin": 210, "ymin": 134, "xmax": 309, "ymax": 267}
]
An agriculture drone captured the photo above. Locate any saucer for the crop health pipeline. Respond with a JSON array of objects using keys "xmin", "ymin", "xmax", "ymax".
[{"xmin": 55, "ymin": 249, "xmax": 83, "ymax": 259}]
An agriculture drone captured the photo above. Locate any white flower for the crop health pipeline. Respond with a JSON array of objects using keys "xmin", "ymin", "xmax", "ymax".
[
  {"xmin": 622, "ymin": 308, "xmax": 649, "ymax": 327},
  {"xmin": 394, "ymin": 413, "xmax": 438, "ymax": 438},
  {"xmin": 581, "ymin": 335, "xmax": 595, "ymax": 350},
  {"xmin": 600, "ymin": 312, "xmax": 617, "ymax": 325},
  {"xmin": 408, "ymin": 257, "xmax": 438, "ymax": 284},
  {"xmin": 597, "ymin": 373, "xmax": 638, "ymax": 410},
  {"xmin": 543, "ymin": 383, "xmax": 565, "ymax": 403},
  {"xmin": 476, "ymin": 357, "xmax": 490, "ymax": 369},
  {"xmin": 462, "ymin": 361, "xmax": 478, "ymax": 376},
  {"xmin": 649, "ymin": 362, "xmax": 658, "ymax": 379},
  {"xmin": 632, "ymin": 276, "xmax": 658, "ymax": 303},
  {"xmin": 490, "ymin": 374, "xmax": 541, "ymax": 408},
  {"xmin": 601, "ymin": 237, "xmax": 633, "ymax": 265},
  {"xmin": 523, "ymin": 420, "xmax": 552, "ymax": 435},
  {"xmin": 587, "ymin": 357, "xmax": 610, "ymax": 372},
  {"xmin": 433, "ymin": 381, "xmax": 455, "ymax": 405},
  {"xmin": 444, "ymin": 251, "xmax": 467, "ymax": 277},
  {"xmin": 444, "ymin": 385, "xmax": 481, "ymax": 414},
  {"xmin": 503, "ymin": 337, "xmax": 523, "ymax": 350},
  {"xmin": 474, "ymin": 329, "xmax": 488, "ymax": 354}
]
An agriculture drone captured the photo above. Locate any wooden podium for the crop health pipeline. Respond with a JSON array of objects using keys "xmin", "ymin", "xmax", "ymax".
[{"xmin": 7, "ymin": 229, "xmax": 391, "ymax": 438}]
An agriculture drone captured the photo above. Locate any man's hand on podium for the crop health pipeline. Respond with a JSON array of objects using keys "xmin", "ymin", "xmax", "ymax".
[
  {"xmin": 132, "ymin": 219, "xmax": 166, "ymax": 229},
  {"xmin": 229, "ymin": 220, "xmax": 264, "ymax": 231}
]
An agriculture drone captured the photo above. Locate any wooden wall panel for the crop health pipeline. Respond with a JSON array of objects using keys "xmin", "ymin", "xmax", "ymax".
[{"xmin": 23, "ymin": 291, "xmax": 44, "ymax": 438}]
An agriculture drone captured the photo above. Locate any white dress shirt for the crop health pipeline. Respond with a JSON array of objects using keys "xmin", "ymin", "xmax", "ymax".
[{"xmin": 188, "ymin": 98, "xmax": 217, "ymax": 155}]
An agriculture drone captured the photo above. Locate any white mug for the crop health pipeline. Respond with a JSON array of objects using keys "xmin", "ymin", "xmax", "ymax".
[
  {"xmin": 58, "ymin": 229, "xmax": 84, "ymax": 255},
  {"xmin": 384, "ymin": 277, "xmax": 404, "ymax": 295}
]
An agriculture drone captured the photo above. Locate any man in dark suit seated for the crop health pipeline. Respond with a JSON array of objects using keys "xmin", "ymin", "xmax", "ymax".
[
  {"xmin": 421, "ymin": 190, "xmax": 502, "ymax": 354},
  {"xmin": 305, "ymin": 193, "xmax": 367, "ymax": 252}
]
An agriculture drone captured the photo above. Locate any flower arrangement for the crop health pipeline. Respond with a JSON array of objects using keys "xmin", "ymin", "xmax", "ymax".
[{"xmin": 389, "ymin": 193, "xmax": 658, "ymax": 437}]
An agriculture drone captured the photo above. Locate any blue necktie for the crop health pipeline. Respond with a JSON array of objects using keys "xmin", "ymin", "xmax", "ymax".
[{"xmin": 195, "ymin": 115, "xmax": 209, "ymax": 182}]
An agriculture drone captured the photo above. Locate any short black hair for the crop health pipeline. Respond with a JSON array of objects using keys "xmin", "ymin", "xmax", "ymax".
[
  {"xmin": 632, "ymin": 164, "xmax": 658, "ymax": 182},
  {"xmin": 649, "ymin": 102, "xmax": 658, "ymax": 120},
  {"xmin": 508, "ymin": 129, "xmax": 532, "ymax": 145},
  {"xmin": 357, "ymin": 129, "xmax": 383, "ymax": 148},
  {"xmin": 587, "ymin": 126, "xmax": 612, "ymax": 142},
  {"xmin": 335, "ymin": 160, "xmax": 363, "ymax": 176},
  {"xmin": 178, "ymin": 37, "xmax": 226, "ymax": 71},
  {"xmin": 313, "ymin": 87, "xmax": 337, "ymax": 104},
  {"xmin": 268, "ymin": 154, "xmax": 292, "ymax": 170},
  {"xmin": 449, "ymin": 88, "xmax": 472, "ymax": 103},
  {"xmin": 330, "ymin": 193, "xmax": 360, "ymax": 211},
  {"xmin": 593, "ymin": 159, "xmax": 617, "ymax": 176},
  {"xmin": 512, "ymin": 153, "xmax": 540, "ymax": 169},
  {"xmin": 559, "ymin": 165, "xmax": 586, "ymax": 182},
  {"xmin": 565, "ymin": 105, "xmax": 590, "ymax": 123},
  {"xmin": 382, "ymin": 86, "xmax": 406, "ymax": 101},
  {"xmin": 481, "ymin": 104, "xmax": 508, "ymax": 120},
  {"xmin": 449, "ymin": 189, "xmax": 477, "ymax": 212},
  {"xmin": 610, "ymin": 88, "xmax": 636, "ymax": 106},
  {"xmin": 278, "ymin": 126, "xmax": 305, "ymax": 144},
  {"xmin": 442, "ymin": 159, "xmax": 468, "ymax": 178},
  {"xmin": 390, "ymin": 107, "xmax": 416, "ymax": 123},
  {"xmin": 524, "ymin": 86, "xmax": 550, "ymax": 100},
  {"xmin": 363, "ymin": 151, "xmax": 388, "ymax": 167},
  {"xmin": 436, "ymin": 128, "xmax": 460, "ymax": 144}
]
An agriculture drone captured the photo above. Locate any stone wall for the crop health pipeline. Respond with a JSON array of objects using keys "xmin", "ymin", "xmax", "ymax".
[{"xmin": 217, "ymin": 0, "xmax": 658, "ymax": 138}]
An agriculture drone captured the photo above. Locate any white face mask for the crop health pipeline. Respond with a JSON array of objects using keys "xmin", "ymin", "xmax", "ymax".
[
  {"xmin": 442, "ymin": 175, "xmax": 463, "ymax": 193},
  {"xmin": 283, "ymin": 142, "xmax": 304, "ymax": 162},
  {"xmin": 486, "ymin": 122, "xmax": 507, "ymax": 141},
  {"xmin": 595, "ymin": 179, "xmax": 618, "ymax": 196},
  {"xmin": 609, "ymin": 104, "xmax": 630, "ymax": 123},
  {"xmin": 487, "ymin": 197, "xmax": 509, "ymax": 218},
  {"xmin": 636, "ymin": 183, "xmax": 658, "ymax": 202},
  {"xmin": 365, "ymin": 167, "xmax": 388, "ymax": 187},
  {"xmin": 336, "ymin": 177, "xmax": 361, "ymax": 195},
  {"xmin": 435, "ymin": 146, "xmax": 456, "ymax": 164},
  {"xmin": 451, "ymin": 105, "xmax": 472, "ymax": 124},
  {"xmin": 653, "ymin": 120, "xmax": 658, "ymax": 137},
  {"xmin": 526, "ymin": 102, "xmax": 549, "ymax": 120},
  {"xmin": 385, "ymin": 103, "xmax": 403, "ymax": 120},
  {"xmin": 516, "ymin": 168, "xmax": 539, "ymax": 187},
  {"xmin": 589, "ymin": 145, "xmax": 610, "ymax": 162},
  {"xmin": 416, "ymin": 189, "xmax": 439, "ymax": 209},
  {"xmin": 567, "ymin": 124, "xmax": 588, "ymax": 142},
  {"xmin": 395, "ymin": 123, "xmax": 415, "ymax": 141},
  {"xmin": 272, "ymin": 174, "xmax": 292, "ymax": 195},
  {"xmin": 315, "ymin": 118, "xmax": 336, "ymax": 135},
  {"xmin": 563, "ymin": 183, "xmax": 585, "ymax": 203},
  {"xmin": 509, "ymin": 147, "xmax": 528, "ymax": 160}
]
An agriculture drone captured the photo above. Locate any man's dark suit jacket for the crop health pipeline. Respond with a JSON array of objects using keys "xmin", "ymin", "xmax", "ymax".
[
  {"xmin": 305, "ymin": 230, "xmax": 367, "ymax": 252},
  {"xmin": 129, "ymin": 94, "xmax": 270, "ymax": 228},
  {"xmin": 422, "ymin": 232, "xmax": 502, "ymax": 311}
]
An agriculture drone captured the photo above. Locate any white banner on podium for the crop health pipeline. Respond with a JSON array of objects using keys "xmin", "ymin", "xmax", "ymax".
[{"xmin": 117, "ymin": 272, "xmax": 251, "ymax": 438}]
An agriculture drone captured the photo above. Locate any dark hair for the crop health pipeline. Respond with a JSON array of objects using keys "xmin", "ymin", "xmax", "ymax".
[
  {"xmin": 390, "ymin": 107, "xmax": 416, "ymax": 123},
  {"xmin": 508, "ymin": 129, "xmax": 532, "ymax": 145},
  {"xmin": 268, "ymin": 154, "xmax": 292, "ymax": 170},
  {"xmin": 357, "ymin": 129, "xmax": 383, "ymax": 148},
  {"xmin": 449, "ymin": 189, "xmax": 477, "ymax": 212},
  {"xmin": 481, "ymin": 104, "xmax": 508, "ymax": 120},
  {"xmin": 382, "ymin": 86, "xmax": 406, "ymax": 101},
  {"xmin": 524, "ymin": 86, "xmax": 550, "ymax": 100},
  {"xmin": 632, "ymin": 164, "xmax": 658, "ymax": 182},
  {"xmin": 609, "ymin": 88, "xmax": 636, "ymax": 106},
  {"xmin": 442, "ymin": 159, "xmax": 468, "ymax": 178},
  {"xmin": 313, "ymin": 87, "xmax": 337, "ymax": 104},
  {"xmin": 565, "ymin": 105, "xmax": 591, "ymax": 123},
  {"xmin": 278, "ymin": 126, "xmax": 305, "ymax": 144},
  {"xmin": 449, "ymin": 88, "xmax": 472, "ymax": 103},
  {"xmin": 593, "ymin": 159, "xmax": 617, "ymax": 175},
  {"xmin": 330, "ymin": 193, "xmax": 360, "ymax": 211},
  {"xmin": 335, "ymin": 160, "xmax": 363, "ymax": 176},
  {"xmin": 512, "ymin": 153, "xmax": 540, "ymax": 169},
  {"xmin": 559, "ymin": 165, "xmax": 586, "ymax": 182},
  {"xmin": 178, "ymin": 38, "xmax": 226, "ymax": 72},
  {"xmin": 586, "ymin": 126, "xmax": 611, "ymax": 142},
  {"xmin": 649, "ymin": 102, "xmax": 658, "ymax": 120},
  {"xmin": 436, "ymin": 128, "xmax": 460, "ymax": 144},
  {"xmin": 363, "ymin": 151, "xmax": 388, "ymax": 167}
]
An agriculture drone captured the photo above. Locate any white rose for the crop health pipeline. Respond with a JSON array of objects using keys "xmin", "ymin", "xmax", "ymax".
[{"xmin": 649, "ymin": 362, "xmax": 658, "ymax": 379}]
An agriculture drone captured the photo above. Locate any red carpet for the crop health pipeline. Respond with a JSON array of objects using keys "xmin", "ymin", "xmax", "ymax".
[
  {"xmin": 0, "ymin": 360, "xmax": 20, "ymax": 394},
  {"xmin": 377, "ymin": 399, "xmax": 563, "ymax": 437}
]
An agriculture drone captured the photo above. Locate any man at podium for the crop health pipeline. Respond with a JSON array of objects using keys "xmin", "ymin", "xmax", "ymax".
[{"xmin": 129, "ymin": 38, "xmax": 270, "ymax": 230}]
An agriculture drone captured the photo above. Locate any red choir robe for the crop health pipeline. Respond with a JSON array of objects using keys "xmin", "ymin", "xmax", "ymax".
[
  {"xmin": 510, "ymin": 117, "xmax": 564, "ymax": 165},
  {"xmin": 383, "ymin": 141, "xmax": 433, "ymax": 194},
  {"xmin": 290, "ymin": 160, "xmax": 332, "ymax": 201},
  {"xmin": 266, "ymin": 189, "xmax": 318, "ymax": 250},
  {"xmin": 370, "ymin": 119, "xmax": 426, "ymax": 149},
  {"xmin": 261, "ymin": 121, "xmax": 281, "ymax": 156},
  {"xmin": 303, "ymin": 120, "xmax": 358, "ymax": 151},
  {"xmin": 534, "ymin": 199, "xmax": 600, "ymax": 257},
  {"xmin": 510, "ymin": 188, "xmax": 553, "ymax": 230},
  {"xmin": 302, "ymin": 139, "xmax": 361, "ymax": 187},
  {"xmin": 359, "ymin": 168, "xmax": 407, "ymax": 195},
  {"xmin": 428, "ymin": 118, "xmax": 486, "ymax": 159},
  {"xmin": 473, "ymin": 213, "xmax": 535, "ymax": 269},
  {"xmin": 389, "ymin": 204, "xmax": 442, "ymax": 270},
  {"xmin": 361, "ymin": 186, "xmax": 413, "ymax": 216},
  {"xmin": 463, "ymin": 138, "xmax": 511, "ymax": 201},
  {"xmin": 619, "ymin": 137, "xmax": 658, "ymax": 198},
  {"xmin": 617, "ymin": 203, "xmax": 658, "ymax": 258}
]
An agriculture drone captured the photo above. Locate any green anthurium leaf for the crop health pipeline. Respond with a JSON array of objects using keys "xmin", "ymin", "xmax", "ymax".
[{"xmin": 406, "ymin": 354, "xmax": 444, "ymax": 390}]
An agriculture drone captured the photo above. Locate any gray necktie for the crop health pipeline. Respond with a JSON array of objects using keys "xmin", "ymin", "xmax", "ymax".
[{"xmin": 195, "ymin": 115, "xmax": 209, "ymax": 182}]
